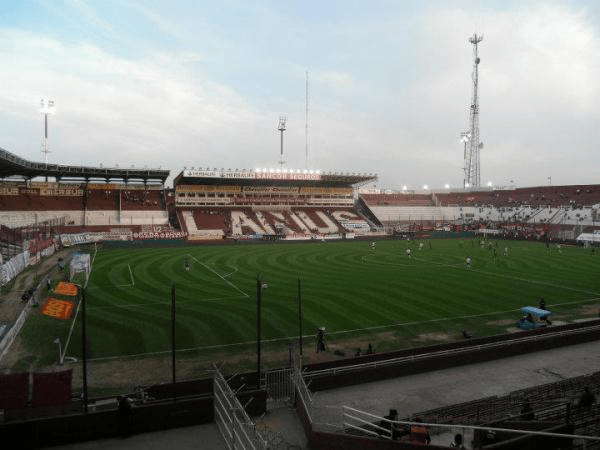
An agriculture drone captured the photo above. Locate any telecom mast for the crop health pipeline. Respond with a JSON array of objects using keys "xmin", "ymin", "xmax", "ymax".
[
  {"xmin": 305, "ymin": 70, "xmax": 309, "ymax": 170},
  {"xmin": 278, "ymin": 116, "xmax": 287, "ymax": 167},
  {"xmin": 463, "ymin": 33, "xmax": 483, "ymax": 188}
]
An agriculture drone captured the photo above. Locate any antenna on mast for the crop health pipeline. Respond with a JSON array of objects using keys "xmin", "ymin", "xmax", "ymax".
[
  {"xmin": 278, "ymin": 116, "xmax": 287, "ymax": 167},
  {"xmin": 463, "ymin": 32, "xmax": 483, "ymax": 189},
  {"xmin": 305, "ymin": 70, "xmax": 309, "ymax": 170}
]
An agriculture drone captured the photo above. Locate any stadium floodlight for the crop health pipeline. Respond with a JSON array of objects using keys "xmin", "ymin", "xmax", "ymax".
[
  {"xmin": 40, "ymin": 98, "xmax": 56, "ymax": 115},
  {"xmin": 445, "ymin": 184, "xmax": 450, "ymax": 189},
  {"xmin": 40, "ymin": 98, "xmax": 56, "ymax": 168},
  {"xmin": 402, "ymin": 185, "xmax": 407, "ymax": 191},
  {"xmin": 423, "ymin": 184, "xmax": 429, "ymax": 190},
  {"xmin": 487, "ymin": 181, "xmax": 493, "ymax": 187}
]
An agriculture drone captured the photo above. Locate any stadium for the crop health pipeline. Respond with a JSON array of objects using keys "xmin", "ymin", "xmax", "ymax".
[{"xmin": 1, "ymin": 143, "xmax": 600, "ymax": 450}]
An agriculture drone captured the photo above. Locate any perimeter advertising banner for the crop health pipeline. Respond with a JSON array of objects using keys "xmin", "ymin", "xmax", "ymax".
[
  {"xmin": 41, "ymin": 298, "xmax": 75, "ymax": 320},
  {"xmin": 255, "ymin": 172, "xmax": 321, "ymax": 181},
  {"xmin": 183, "ymin": 169, "xmax": 255, "ymax": 179},
  {"xmin": 182, "ymin": 169, "xmax": 322, "ymax": 181}
]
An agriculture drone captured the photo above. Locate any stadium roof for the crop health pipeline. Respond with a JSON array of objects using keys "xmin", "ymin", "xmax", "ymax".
[
  {"xmin": 173, "ymin": 168, "xmax": 377, "ymax": 188},
  {"xmin": 0, "ymin": 147, "xmax": 170, "ymax": 184}
]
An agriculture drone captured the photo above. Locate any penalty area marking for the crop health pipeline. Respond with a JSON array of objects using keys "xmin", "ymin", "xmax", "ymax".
[
  {"xmin": 221, "ymin": 265, "xmax": 239, "ymax": 278},
  {"xmin": 188, "ymin": 255, "xmax": 249, "ymax": 298},
  {"xmin": 115, "ymin": 263, "xmax": 135, "ymax": 287}
]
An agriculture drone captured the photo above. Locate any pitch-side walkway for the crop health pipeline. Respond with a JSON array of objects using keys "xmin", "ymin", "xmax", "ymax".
[
  {"xmin": 48, "ymin": 339, "xmax": 600, "ymax": 449},
  {"xmin": 311, "ymin": 339, "xmax": 600, "ymax": 446}
]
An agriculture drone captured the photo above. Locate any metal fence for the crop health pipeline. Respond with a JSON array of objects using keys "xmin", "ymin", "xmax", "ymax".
[
  {"xmin": 264, "ymin": 368, "xmax": 293, "ymax": 407},
  {"xmin": 292, "ymin": 368, "xmax": 313, "ymax": 424},
  {"xmin": 341, "ymin": 405, "xmax": 600, "ymax": 449},
  {"xmin": 304, "ymin": 324, "xmax": 600, "ymax": 380},
  {"xmin": 213, "ymin": 368, "xmax": 268, "ymax": 450}
]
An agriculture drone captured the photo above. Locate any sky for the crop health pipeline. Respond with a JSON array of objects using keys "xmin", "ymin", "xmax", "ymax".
[{"xmin": 0, "ymin": 0, "xmax": 599, "ymax": 190}]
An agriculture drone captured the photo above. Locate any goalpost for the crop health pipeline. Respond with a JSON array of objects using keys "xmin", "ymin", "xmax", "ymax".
[{"xmin": 69, "ymin": 252, "xmax": 91, "ymax": 283}]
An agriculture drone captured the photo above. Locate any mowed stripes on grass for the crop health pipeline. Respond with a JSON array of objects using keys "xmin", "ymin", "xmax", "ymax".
[{"xmin": 63, "ymin": 239, "xmax": 600, "ymax": 359}]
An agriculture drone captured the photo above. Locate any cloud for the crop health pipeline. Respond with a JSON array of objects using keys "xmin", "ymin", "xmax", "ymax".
[
  {"xmin": 0, "ymin": 1, "xmax": 599, "ymax": 190},
  {"xmin": 310, "ymin": 70, "xmax": 354, "ymax": 91},
  {"xmin": 371, "ymin": 2, "xmax": 600, "ymax": 188},
  {"xmin": 0, "ymin": 29, "xmax": 268, "ymax": 173},
  {"xmin": 69, "ymin": 0, "xmax": 114, "ymax": 34}
]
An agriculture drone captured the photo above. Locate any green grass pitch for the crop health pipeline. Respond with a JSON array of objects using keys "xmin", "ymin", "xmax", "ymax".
[{"xmin": 20, "ymin": 238, "xmax": 600, "ymax": 364}]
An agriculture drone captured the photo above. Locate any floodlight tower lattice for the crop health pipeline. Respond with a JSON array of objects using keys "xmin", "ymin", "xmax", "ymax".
[
  {"xmin": 278, "ymin": 116, "xmax": 287, "ymax": 168},
  {"xmin": 464, "ymin": 33, "xmax": 483, "ymax": 189}
]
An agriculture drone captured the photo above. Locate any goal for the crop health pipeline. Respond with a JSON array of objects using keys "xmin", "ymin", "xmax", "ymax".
[{"xmin": 69, "ymin": 252, "xmax": 91, "ymax": 283}]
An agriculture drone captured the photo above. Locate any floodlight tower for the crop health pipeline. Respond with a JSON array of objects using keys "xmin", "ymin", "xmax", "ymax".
[
  {"xmin": 278, "ymin": 116, "xmax": 287, "ymax": 167},
  {"xmin": 40, "ymin": 98, "xmax": 56, "ymax": 168},
  {"xmin": 464, "ymin": 33, "xmax": 483, "ymax": 189}
]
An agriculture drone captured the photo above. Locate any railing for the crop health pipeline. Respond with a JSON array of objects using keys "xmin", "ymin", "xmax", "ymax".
[
  {"xmin": 293, "ymin": 368, "xmax": 313, "ymax": 425},
  {"xmin": 304, "ymin": 324, "xmax": 600, "ymax": 379},
  {"xmin": 341, "ymin": 405, "xmax": 600, "ymax": 448},
  {"xmin": 213, "ymin": 368, "xmax": 268, "ymax": 450}
]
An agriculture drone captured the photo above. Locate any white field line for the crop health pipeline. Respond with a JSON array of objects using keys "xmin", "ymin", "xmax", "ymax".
[
  {"xmin": 361, "ymin": 252, "xmax": 600, "ymax": 296},
  {"xmin": 189, "ymin": 255, "xmax": 249, "ymax": 298},
  {"xmin": 128, "ymin": 264, "xmax": 135, "ymax": 287},
  {"xmin": 221, "ymin": 266, "xmax": 239, "ymax": 278},
  {"xmin": 85, "ymin": 296, "xmax": 600, "ymax": 362},
  {"xmin": 85, "ymin": 295, "xmax": 249, "ymax": 310},
  {"xmin": 62, "ymin": 245, "xmax": 97, "ymax": 361},
  {"xmin": 115, "ymin": 263, "xmax": 136, "ymax": 287}
]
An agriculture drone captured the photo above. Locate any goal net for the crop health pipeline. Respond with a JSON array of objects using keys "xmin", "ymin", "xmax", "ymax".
[{"xmin": 69, "ymin": 252, "xmax": 91, "ymax": 283}]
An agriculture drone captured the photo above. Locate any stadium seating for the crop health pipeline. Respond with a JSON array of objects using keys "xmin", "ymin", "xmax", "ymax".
[
  {"xmin": 174, "ymin": 207, "xmax": 367, "ymax": 239},
  {"xmin": 361, "ymin": 193, "xmax": 435, "ymax": 206}
]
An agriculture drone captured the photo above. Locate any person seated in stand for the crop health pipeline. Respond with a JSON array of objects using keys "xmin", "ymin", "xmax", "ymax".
[{"xmin": 383, "ymin": 408, "xmax": 400, "ymax": 439}]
